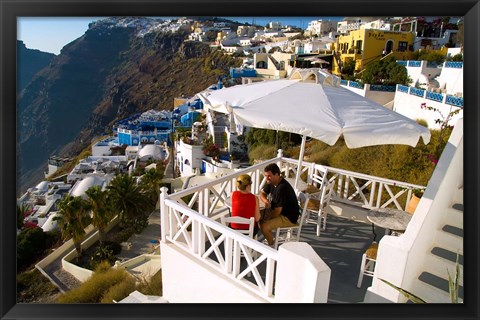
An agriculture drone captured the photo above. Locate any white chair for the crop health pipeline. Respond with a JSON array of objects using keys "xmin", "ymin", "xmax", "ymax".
[
  {"xmin": 220, "ymin": 216, "xmax": 255, "ymax": 239},
  {"xmin": 304, "ymin": 181, "xmax": 335, "ymax": 236},
  {"xmin": 356, "ymin": 242, "xmax": 378, "ymax": 288},
  {"xmin": 272, "ymin": 192, "xmax": 310, "ymax": 250},
  {"xmin": 221, "ymin": 216, "xmax": 257, "ymax": 276}
]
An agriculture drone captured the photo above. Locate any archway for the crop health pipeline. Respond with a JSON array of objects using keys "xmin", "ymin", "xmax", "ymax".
[
  {"xmin": 256, "ymin": 61, "xmax": 267, "ymax": 69},
  {"xmin": 385, "ymin": 40, "xmax": 394, "ymax": 54}
]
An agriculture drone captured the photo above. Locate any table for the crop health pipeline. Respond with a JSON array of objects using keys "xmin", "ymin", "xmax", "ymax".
[
  {"xmin": 367, "ymin": 207, "xmax": 412, "ymax": 241},
  {"xmin": 285, "ymin": 178, "xmax": 308, "ymax": 192}
]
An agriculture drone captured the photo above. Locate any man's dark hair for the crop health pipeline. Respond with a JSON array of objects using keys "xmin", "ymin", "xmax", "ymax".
[{"xmin": 264, "ymin": 163, "xmax": 281, "ymax": 175}]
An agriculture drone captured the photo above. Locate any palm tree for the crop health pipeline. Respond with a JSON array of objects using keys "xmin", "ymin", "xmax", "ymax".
[
  {"xmin": 55, "ymin": 195, "xmax": 92, "ymax": 259},
  {"xmin": 85, "ymin": 185, "xmax": 114, "ymax": 244},
  {"xmin": 107, "ymin": 174, "xmax": 149, "ymax": 230},
  {"xmin": 139, "ymin": 167, "xmax": 164, "ymax": 209}
]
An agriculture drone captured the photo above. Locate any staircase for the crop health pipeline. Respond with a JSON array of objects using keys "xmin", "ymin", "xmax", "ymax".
[
  {"xmin": 214, "ymin": 129, "xmax": 226, "ymax": 149},
  {"xmin": 413, "ymin": 186, "xmax": 464, "ymax": 303}
]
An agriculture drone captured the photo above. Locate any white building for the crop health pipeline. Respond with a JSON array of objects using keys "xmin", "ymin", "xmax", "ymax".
[
  {"xmin": 393, "ymin": 60, "xmax": 463, "ymax": 130},
  {"xmin": 306, "ymin": 19, "xmax": 337, "ymax": 37}
]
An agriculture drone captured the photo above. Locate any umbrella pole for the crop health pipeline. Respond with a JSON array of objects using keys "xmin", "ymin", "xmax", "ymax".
[{"xmin": 295, "ymin": 135, "xmax": 307, "ymax": 190}]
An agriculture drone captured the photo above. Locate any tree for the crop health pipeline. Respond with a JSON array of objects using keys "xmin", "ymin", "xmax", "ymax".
[
  {"xmin": 139, "ymin": 167, "xmax": 165, "ymax": 209},
  {"xmin": 85, "ymin": 185, "xmax": 114, "ymax": 244},
  {"xmin": 107, "ymin": 173, "xmax": 149, "ymax": 231},
  {"xmin": 341, "ymin": 59, "xmax": 356, "ymax": 77},
  {"xmin": 55, "ymin": 195, "xmax": 92, "ymax": 259},
  {"xmin": 411, "ymin": 50, "xmax": 446, "ymax": 65},
  {"xmin": 361, "ymin": 57, "xmax": 410, "ymax": 86}
]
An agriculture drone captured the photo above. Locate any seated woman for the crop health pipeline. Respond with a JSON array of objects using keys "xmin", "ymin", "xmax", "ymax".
[{"xmin": 231, "ymin": 174, "xmax": 261, "ymax": 236}]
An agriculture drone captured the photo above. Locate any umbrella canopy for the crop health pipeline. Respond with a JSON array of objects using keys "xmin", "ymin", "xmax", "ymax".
[
  {"xmin": 304, "ymin": 57, "xmax": 330, "ymax": 64},
  {"xmin": 198, "ymin": 78, "xmax": 431, "ymax": 189},
  {"xmin": 198, "ymin": 79, "xmax": 431, "ymax": 148}
]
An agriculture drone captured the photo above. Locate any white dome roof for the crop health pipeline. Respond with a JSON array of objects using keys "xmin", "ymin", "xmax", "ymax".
[
  {"xmin": 34, "ymin": 181, "xmax": 49, "ymax": 193},
  {"xmin": 71, "ymin": 176, "xmax": 105, "ymax": 199},
  {"xmin": 138, "ymin": 144, "xmax": 163, "ymax": 161},
  {"xmin": 41, "ymin": 213, "xmax": 60, "ymax": 232}
]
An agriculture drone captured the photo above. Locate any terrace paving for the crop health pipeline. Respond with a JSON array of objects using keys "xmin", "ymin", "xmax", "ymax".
[{"xmin": 300, "ymin": 210, "xmax": 382, "ymax": 303}]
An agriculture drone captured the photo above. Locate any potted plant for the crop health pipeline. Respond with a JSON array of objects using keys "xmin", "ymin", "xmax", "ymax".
[{"xmin": 406, "ymin": 188, "xmax": 424, "ymax": 214}]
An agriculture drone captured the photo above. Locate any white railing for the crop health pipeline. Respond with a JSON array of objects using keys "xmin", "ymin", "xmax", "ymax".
[
  {"xmin": 161, "ymin": 190, "xmax": 278, "ymax": 301},
  {"xmin": 280, "ymin": 157, "xmax": 425, "ymax": 210},
  {"xmin": 321, "ymin": 165, "xmax": 425, "ymax": 210},
  {"xmin": 160, "ymin": 154, "xmax": 426, "ymax": 300}
]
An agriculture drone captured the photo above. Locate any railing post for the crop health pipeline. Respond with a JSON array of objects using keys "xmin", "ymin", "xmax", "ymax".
[
  {"xmin": 276, "ymin": 149, "xmax": 283, "ymax": 171},
  {"xmin": 160, "ymin": 187, "xmax": 169, "ymax": 242},
  {"xmin": 369, "ymin": 182, "xmax": 376, "ymax": 208}
]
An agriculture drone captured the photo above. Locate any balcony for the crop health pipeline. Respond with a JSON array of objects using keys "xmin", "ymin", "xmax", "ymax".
[{"xmin": 159, "ymin": 152, "xmax": 431, "ymax": 303}]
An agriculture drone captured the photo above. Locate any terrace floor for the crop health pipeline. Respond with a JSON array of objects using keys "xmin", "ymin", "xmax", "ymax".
[
  {"xmin": 233, "ymin": 201, "xmax": 386, "ymax": 303},
  {"xmin": 299, "ymin": 205, "xmax": 384, "ymax": 303}
]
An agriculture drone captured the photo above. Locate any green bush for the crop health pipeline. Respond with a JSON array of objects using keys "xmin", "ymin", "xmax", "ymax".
[
  {"xmin": 17, "ymin": 228, "xmax": 60, "ymax": 271},
  {"xmin": 89, "ymin": 241, "xmax": 123, "ymax": 269}
]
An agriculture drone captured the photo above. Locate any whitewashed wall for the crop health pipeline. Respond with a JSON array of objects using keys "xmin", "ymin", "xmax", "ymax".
[
  {"xmin": 393, "ymin": 90, "xmax": 462, "ymax": 130},
  {"xmin": 161, "ymin": 241, "xmax": 331, "ymax": 303}
]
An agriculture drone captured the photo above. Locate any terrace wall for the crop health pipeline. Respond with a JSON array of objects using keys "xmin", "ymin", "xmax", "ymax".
[{"xmin": 160, "ymin": 241, "xmax": 330, "ymax": 303}]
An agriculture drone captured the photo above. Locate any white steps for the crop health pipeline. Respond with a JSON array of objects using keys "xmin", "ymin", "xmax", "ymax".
[{"xmin": 414, "ymin": 186, "xmax": 463, "ymax": 303}]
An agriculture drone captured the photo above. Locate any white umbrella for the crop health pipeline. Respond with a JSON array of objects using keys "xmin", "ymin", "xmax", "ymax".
[
  {"xmin": 198, "ymin": 79, "xmax": 431, "ymax": 188},
  {"xmin": 304, "ymin": 57, "xmax": 330, "ymax": 64}
]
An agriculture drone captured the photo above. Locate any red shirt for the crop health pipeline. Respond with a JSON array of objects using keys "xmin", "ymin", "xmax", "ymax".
[{"xmin": 231, "ymin": 191, "xmax": 256, "ymax": 229}]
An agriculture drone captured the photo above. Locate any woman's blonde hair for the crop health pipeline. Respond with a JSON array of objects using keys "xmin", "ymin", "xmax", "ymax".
[{"xmin": 236, "ymin": 174, "xmax": 252, "ymax": 191}]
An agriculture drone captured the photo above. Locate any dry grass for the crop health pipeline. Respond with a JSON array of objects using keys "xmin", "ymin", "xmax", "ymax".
[{"xmin": 57, "ymin": 261, "xmax": 134, "ymax": 303}]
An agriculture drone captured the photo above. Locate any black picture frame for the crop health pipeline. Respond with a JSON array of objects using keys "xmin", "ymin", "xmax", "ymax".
[{"xmin": 2, "ymin": 0, "xmax": 479, "ymax": 319}]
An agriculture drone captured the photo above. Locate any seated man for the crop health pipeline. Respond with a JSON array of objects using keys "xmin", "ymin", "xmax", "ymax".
[{"xmin": 259, "ymin": 163, "xmax": 300, "ymax": 247}]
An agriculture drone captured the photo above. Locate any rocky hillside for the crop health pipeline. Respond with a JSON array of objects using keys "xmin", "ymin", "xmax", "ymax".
[
  {"xmin": 17, "ymin": 40, "xmax": 55, "ymax": 93},
  {"xmin": 17, "ymin": 17, "xmax": 241, "ymax": 195}
]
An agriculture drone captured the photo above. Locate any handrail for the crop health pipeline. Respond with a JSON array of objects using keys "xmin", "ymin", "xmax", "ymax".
[
  {"xmin": 162, "ymin": 195, "xmax": 278, "ymax": 301},
  {"xmin": 282, "ymin": 157, "xmax": 425, "ymax": 210}
]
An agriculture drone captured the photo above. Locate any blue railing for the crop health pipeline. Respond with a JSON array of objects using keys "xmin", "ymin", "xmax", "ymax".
[
  {"xmin": 426, "ymin": 61, "xmax": 439, "ymax": 68},
  {"xmin": 409, "ymin": 87, "xmax": 425, "ymax": 97},
  {"xmin": 426, "ymin": 91, "xmax": 444, "ymax": 103},
  {"xmin": 340, "ymin": 79, "xmax": 348, "ymax": 86},
  {"xmin": 444, "ymin": 61, "xmax": 463, "ymax": 69},
  {"xmin": 370, "ymin": 85, "xmax": 396, "ymax": 92},
  {"xmin": 408, "ymin": 61, "xmax": 422, "ymax": 67},
  {"xmin": 396, "ymin": 60, "xmax": 407, "ymax": 67},
  {"xmin": 348, "ymin": 81, "xmax": 365, "ymax": 89},
  {"xmin": 445, "ymin": 95, "xmax": 464, "ymax": 108},
  {"xmin": 230, "ymin": 68, "xmax": 257, "ymax": 79},
  {"xmin": 397, "ymin": 84, "xmax": 409, "ymax": 93}
]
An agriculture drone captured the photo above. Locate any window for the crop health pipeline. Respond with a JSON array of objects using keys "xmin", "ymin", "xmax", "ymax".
[
  {"xmin": 398, "ymin": 41, "xmax": 408, "ymax": 52},
  {"xmin": 355, "ymin": 40, "xmax": 363, "ymax": 53}
]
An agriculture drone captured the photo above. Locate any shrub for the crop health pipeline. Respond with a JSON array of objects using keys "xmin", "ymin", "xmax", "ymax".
[
  {"xmin": 108, "ymin": 226, "xmax": 135, "ymax": 243},
  {"xmin": 249, "ymin": 144, "xmax": 277, "ymax": 162},
  {"xmin": 100, "ymin": 276, "xmax": 136, "ymax": 303},
  {"xmin": 57, "ymin": 262, "xmax": 134, "ymax": 303},
  {"xmin": 17, "ymin": 227, "xmax": 60, "ymax": 271},
  {"xmin": 89, "ymin": 241, "xmax": 123, "ymax": 269},
  {"xmin": 17, "ymin": 269, "xmax": 59, "ymax": 302},
  {"xmin": 136, "ymin": 269, "xmax": 163, "ymax": 296}
]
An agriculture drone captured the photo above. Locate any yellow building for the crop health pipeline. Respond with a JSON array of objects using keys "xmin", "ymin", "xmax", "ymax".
[{"xmin": 332, "ymin": 29, "xmax": 415, "ymax": 76}]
